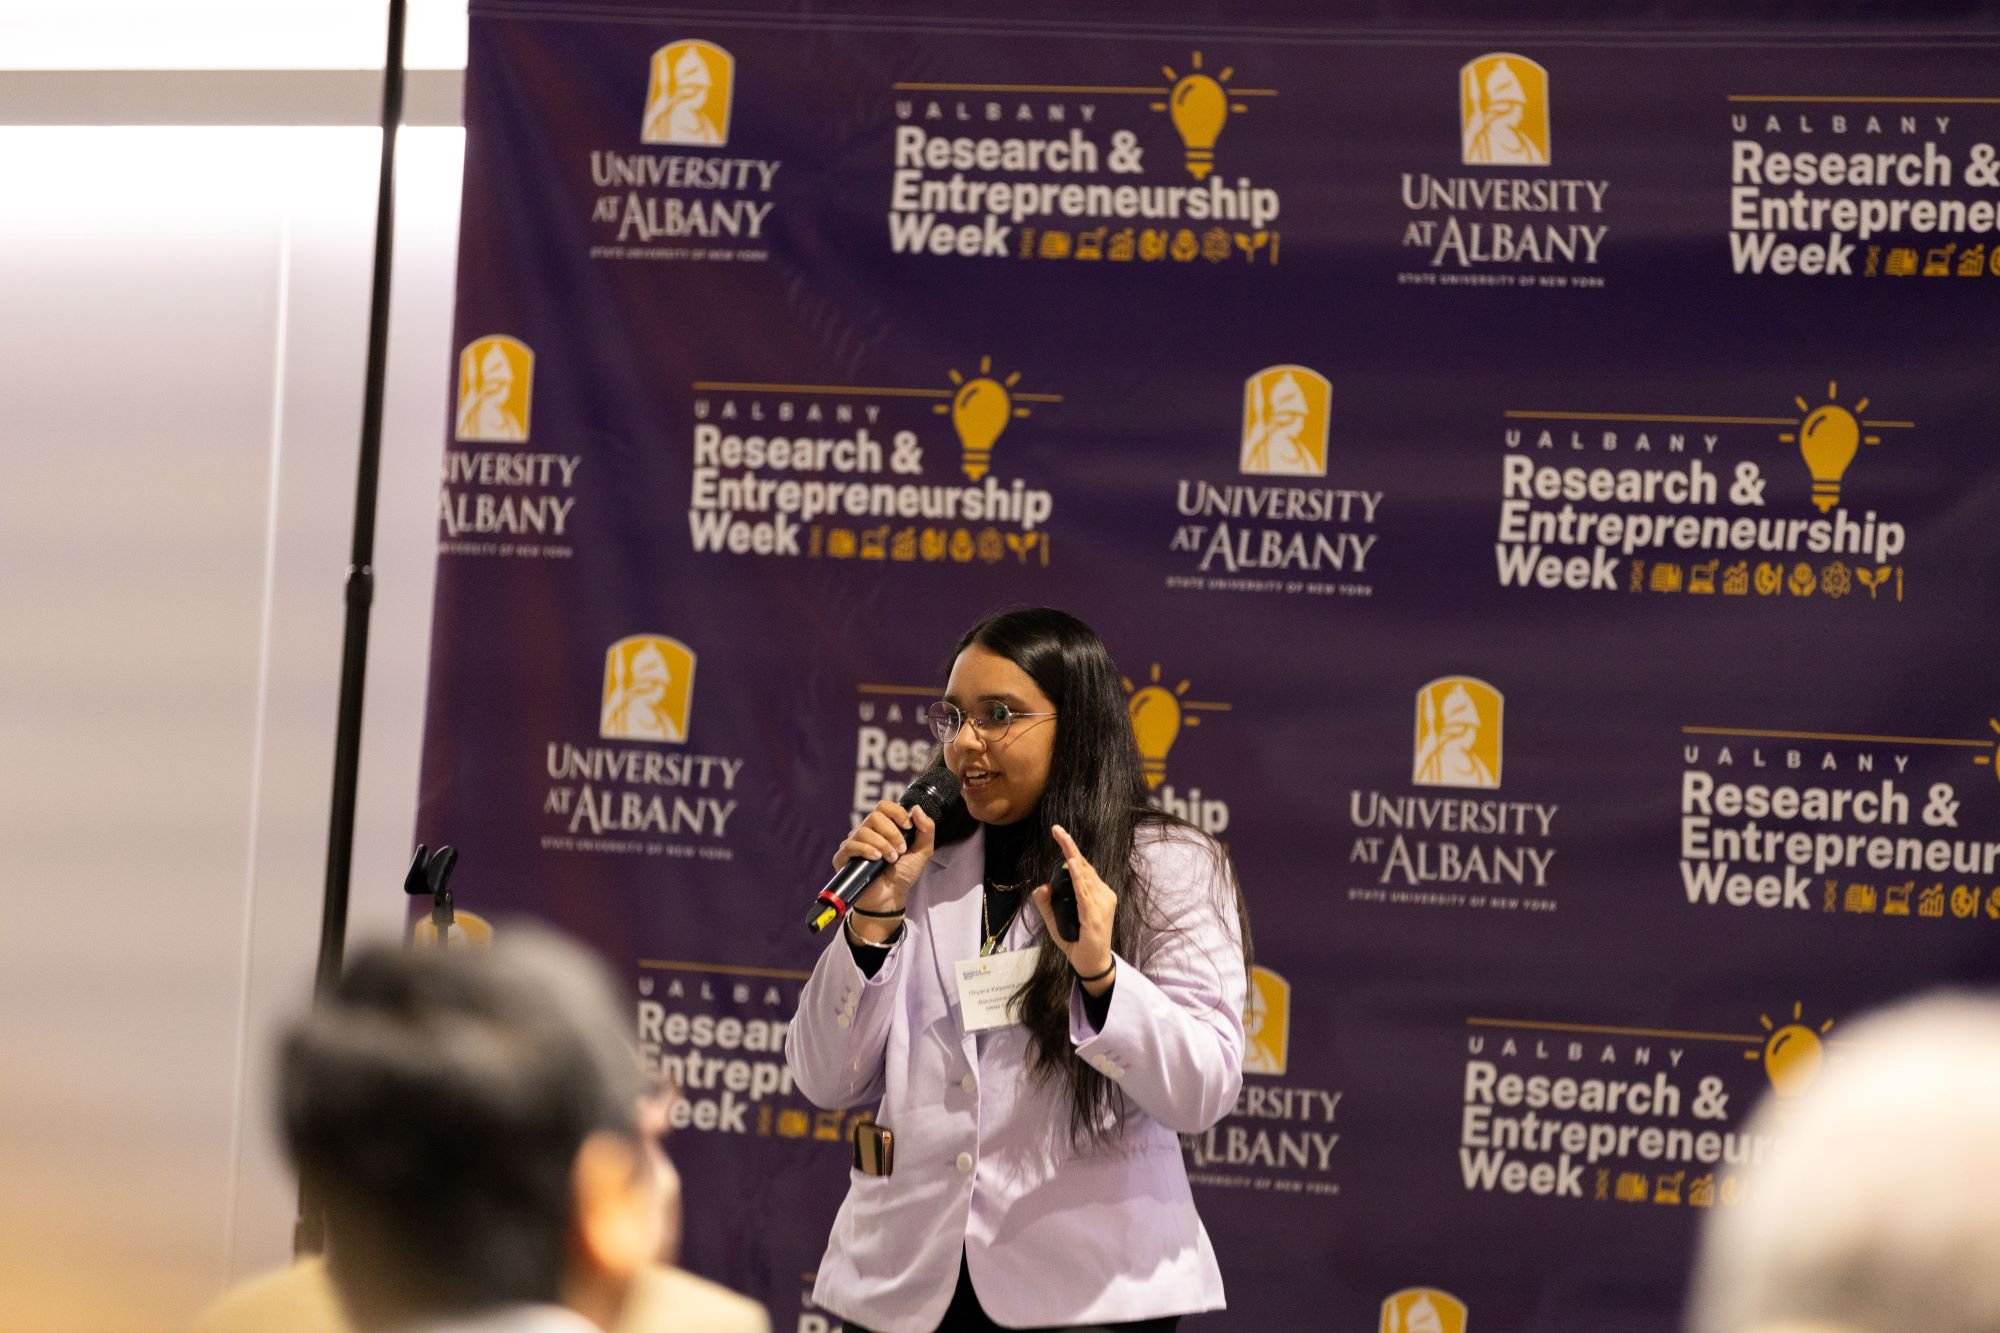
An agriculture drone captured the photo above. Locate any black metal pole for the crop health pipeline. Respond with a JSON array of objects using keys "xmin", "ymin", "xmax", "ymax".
[{"xmin": 296, "ymin": 0, "xmax": 409, "ymax": 1257}]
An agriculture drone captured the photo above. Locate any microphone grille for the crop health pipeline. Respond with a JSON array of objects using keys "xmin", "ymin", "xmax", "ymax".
[{"xmin": 905, "ymin": 768, "xmax": 962, "ymax": 819}]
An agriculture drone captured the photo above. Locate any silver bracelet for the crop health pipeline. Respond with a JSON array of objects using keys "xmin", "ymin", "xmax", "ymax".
[{"xmin": 845, "ymin": 913, "xmax": 901, "ymax": 949}]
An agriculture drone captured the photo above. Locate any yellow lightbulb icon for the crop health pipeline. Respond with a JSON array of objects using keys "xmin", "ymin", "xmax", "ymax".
[
  {"xmin": 1748, "ymin": 1003, "xmax": 1836, "ymax": 1099},
  {"xmin": 1128, "ymin": 685, "xmax": 1182, "ymax": 791},
  {"xmin": 1122, "ymin": 664, "xmax": 1218, "ymax": 791},
  {"xmin": 1978, "ymin": 717, "xmax": 2000, "ymax": 785},
  {"xmin": 1799, "ymin": 405, "xmax": 1859, "ymax": 512},
  {"xmin": 936, "ymin": 357, "xmax": 1030, "ymax": 481},
  {"xmin": 952, "ymin": 378, "xmax": 1009, "ymax": 480},
  {"xmin": 1169, "ymin": 74, "xmax": 1227, "ymax": 180},
  {"xmin": 1781, "ymin": 382, "xmax": 1883, "ymax": 513},
  {"xmin": 1761, "ymin": 1024, "xmax": 1824, "ymax": 1096},
  {"xmin": 1152, "ymin": 52, "xmax": 1250, "ymax": 181}
]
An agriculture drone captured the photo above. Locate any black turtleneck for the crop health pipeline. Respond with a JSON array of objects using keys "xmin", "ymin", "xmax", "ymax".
[{"xmin": 979, "ymin": 817, "xmax": 1033, "ymax": 949}]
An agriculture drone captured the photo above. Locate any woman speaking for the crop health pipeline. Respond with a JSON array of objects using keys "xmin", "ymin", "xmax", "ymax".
[{"xmin": 786, "ymin": 608, "xmax": 1250, "ymax": 1333}]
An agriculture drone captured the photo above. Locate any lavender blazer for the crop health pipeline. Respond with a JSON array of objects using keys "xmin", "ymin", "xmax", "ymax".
[{"xmin": 785, "ymin": 825, "xmax": 1247, "ymax": 1333}]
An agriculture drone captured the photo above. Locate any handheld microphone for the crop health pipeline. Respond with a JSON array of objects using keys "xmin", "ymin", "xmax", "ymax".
[{"xmin": 807, "ymin": 769, "xmax": 962, "ymax": 934}]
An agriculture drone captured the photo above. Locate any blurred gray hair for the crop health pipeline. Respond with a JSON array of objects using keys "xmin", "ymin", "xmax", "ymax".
[
  {"xmin": 1687, "ymin": 991, "xmax": 2000, "ymax": 1333},
  {"xmin": 281, "ymin": 924, "xmax": 640, "ymax": 1321}
]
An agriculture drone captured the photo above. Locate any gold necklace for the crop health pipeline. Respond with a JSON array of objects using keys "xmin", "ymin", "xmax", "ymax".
[{"xmin": 981, "ymin": 885, "xmax": 1024, "ymax": 956}]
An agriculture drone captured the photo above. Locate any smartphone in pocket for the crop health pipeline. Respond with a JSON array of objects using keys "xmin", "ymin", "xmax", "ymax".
[{"xmin": 852, "ymin": 1120, "xmax": 894, "ymax": 1177}]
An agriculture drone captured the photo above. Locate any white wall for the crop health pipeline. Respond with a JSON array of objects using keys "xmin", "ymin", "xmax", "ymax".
[{"xmin": 0, "ymin": 8, "xmax": 466, "ymax": 1328}]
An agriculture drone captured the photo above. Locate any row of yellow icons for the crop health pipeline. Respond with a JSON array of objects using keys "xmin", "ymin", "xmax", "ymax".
[
  {"xmin": 756, "ymin": 1104, "xmax": 872, "ymax": 1144},
  {"xmin": 1824, "ymin": 879, "xmax": 2000, "ymax": 920},
  {"xmin": 1597, "ymin": 1168, "xmax": 1743, "ymax": 1208},
  {"xmin": 1864, "ymin": 242, "xmax": 2000, "ymax": 278},
  {"xmin": 805, "ymin": 525, "xmax": 1049, "ymax": 565},
  {"xmin": 1015, "ymin": 224, "xmax": 1280, "ymax": 266},
  {"xmin": 1627, "ymin": 559, "xmax": 1902, "ymax": 600}
]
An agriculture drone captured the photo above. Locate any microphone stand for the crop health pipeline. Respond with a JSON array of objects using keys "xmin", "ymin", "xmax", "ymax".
[
  {"xmin": 404, "ymin": 843, "xmax": 462, "ymax": 944},
  {"xmin": 295, "ymin": 0, "xmax": 409, "ymax": 1256}
]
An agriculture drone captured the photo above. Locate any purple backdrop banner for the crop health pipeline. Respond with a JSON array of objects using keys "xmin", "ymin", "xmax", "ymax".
[{"xmin": 419, "ymin": 6, "xmax": 2000, "ymax": 1329}]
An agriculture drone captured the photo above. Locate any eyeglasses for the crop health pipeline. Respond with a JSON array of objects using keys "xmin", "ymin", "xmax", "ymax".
[{"xmin": 925, "ymin": 700, "xmax": 1056, "ymax": 743}]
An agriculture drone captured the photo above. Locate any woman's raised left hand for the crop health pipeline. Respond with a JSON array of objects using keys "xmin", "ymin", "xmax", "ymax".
[{"xmin": 1030, "ymin": 823, "xmax": 1118, "ymax": 994}]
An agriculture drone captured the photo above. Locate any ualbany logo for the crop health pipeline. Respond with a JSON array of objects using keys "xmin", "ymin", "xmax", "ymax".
[
  {"xmin": 1243, "ymin": 965, "xmax": 1291, "ymax": 1076},
  {"xmin": 643, "ymin": 40, "xmax": 733, "ymax": 147},
  {"xmin": 455, "ymin": 335, "xmax": 533, "ymax": 443},
  {"xmin": 1460, "ymin": 53, "xmax": 1549, "ymax": 166},
  {"xmin": 1413, "ymin": 677, "xmax": 1502, "ymax": 789},
  {"xmin": 1382, "ymin": 1288, "xmax": 1469, "ymax": 1333},
  {"xmin": 600, "ymin": 635, "xmax": 696, "ymax": 743},
  {"xmin": 1240, "ymin": 365, "xmax": 1330, "ymax": 477},
  {"xmin": 411, "ymin": 910, "xmax": 495, "ymax": 950}
]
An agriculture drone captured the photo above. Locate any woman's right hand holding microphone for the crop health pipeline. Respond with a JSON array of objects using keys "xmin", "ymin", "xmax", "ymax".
[{"xmin": 834, "ymin": 798, "xmax": 937, "ymax": 942}]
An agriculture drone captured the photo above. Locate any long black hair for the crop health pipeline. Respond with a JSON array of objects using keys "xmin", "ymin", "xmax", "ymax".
[{"xmin": 938, "ymin": 607, "xmax": 1250, "ymax": 1147}]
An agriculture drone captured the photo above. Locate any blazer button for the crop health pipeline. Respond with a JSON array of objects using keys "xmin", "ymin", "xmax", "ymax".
[
  {"xmin": 955, "ymin": 1152, "xmax": 974, "ymax": 1174},
  {"xmin": 835, "ymin": 1014, "xmax": 852, "ymax": 1029},
  {"xmin": 960, "ymin": 1073, "xmax": 976, "ymax": 1093}
]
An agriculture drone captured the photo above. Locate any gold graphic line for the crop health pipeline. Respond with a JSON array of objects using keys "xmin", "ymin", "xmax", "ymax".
[
  {"xmin": 1181, "ymin": 701, "xmax": 1233, "ymax": 711},
  {"xmin": 1508, "ymin": 409, "xmax": 1915, "ymax": 429},
  {"xmin": 1507, "ymin": 411, "xmax": 1795, "ymax": 425},
  {"xmin": 638, "ymin": 959, "xmax": 812, "ymax": 980},
  {"xmin": 1505, "ymin": 410, "xmax": 1912, "ymax": 429},
  {"xmin": 692, "ymin": 381, "xmax": 1063, "ymax": 403},
  {"xmin": 890, "ymin": 82, "xmax": 1277, "ymax": 96},
  {"xmin": 695, "ymin": 382, "xmax": 948, "ymax": 398},
  {"xmin": 1468, "ymin": 1017, "xmax": 1760, "ymax": 1045},
  {"xmin": 1682, "ymin": 725, "xmax": 1991, "ymax": 749},
  {"xmin": 857, "ymin": 684, "xmax": 937, "ymax": 697},
  {"xmin": 1729, "ymin": 94, "xmax": 2000, "ymax": 105}
]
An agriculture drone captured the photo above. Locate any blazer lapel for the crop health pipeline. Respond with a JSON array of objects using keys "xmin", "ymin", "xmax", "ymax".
[{"xmin": 923, "ymin": 824, "xmax": 985, "ymax": 1066}]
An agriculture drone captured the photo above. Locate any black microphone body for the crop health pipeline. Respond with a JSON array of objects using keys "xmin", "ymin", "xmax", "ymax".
[{"xmin": 807, "ymin": 769, "xmax": 962, "ymax": 933}]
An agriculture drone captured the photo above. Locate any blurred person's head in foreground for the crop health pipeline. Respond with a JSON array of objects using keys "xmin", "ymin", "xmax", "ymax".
[
  {"xmin": 280, "ymin": 928, "xmax": 661, "ymax": 1331},
  {"xmin": 1687, "ymin": 990, "xmax": 2000, "ymax": 1333}
]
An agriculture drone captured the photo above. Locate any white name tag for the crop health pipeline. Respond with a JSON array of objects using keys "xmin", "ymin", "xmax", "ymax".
[{"xmin": 953, "ymin": 949, "xmax": 1038, "ymax": 1033}]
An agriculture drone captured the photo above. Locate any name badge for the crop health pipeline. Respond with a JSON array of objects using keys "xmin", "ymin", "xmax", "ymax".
[{"xmin": 953, "ymin": 948, "xmax": 1038, "ymax": 1033}]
